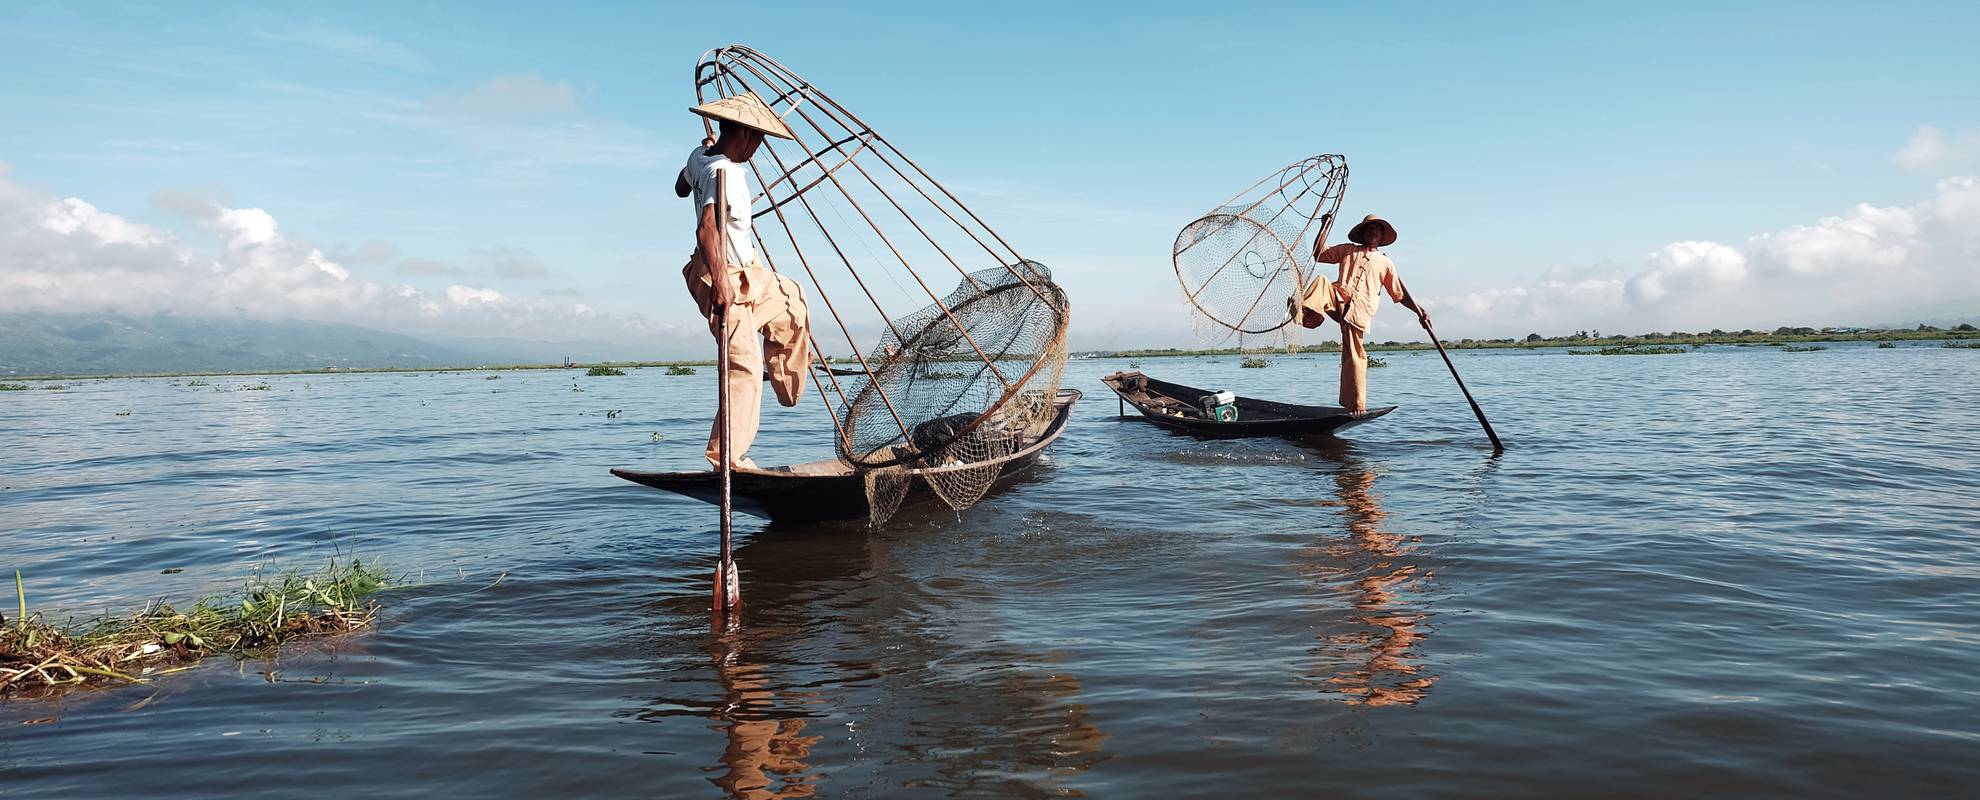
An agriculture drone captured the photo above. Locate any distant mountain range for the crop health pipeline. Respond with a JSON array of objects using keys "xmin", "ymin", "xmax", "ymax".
[{"xmin": 0, "ymin": 313, "xmax": 672, "ymax": 377}]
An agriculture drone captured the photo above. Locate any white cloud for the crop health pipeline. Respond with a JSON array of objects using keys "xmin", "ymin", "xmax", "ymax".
[
  {"xmin": 1426, "ymin": 176, "xmax": 1980, "ymax": 336},
  {"xmin": 1894, "ymin": 126, "xmax": 1980, "ymax": 173},
  {"xmin": 331, "ymin": 241, "xmax": 400, "ymax": 265},
  {"xmin": 482, "ymin": 246, "xmax": 550, "ymax": 279},
  {"xmin": 444, "ymin": 284, "xmax": 507, "ymax": 306},
  {"xmin": 250, "ymin": 24, "xmax": 425, "ymax": 72},
  {"xmin": 0, "ymin": 169, "xmax": 696, "ymax": 353},
  {"xmin": 1626, "ymin": 241, "xmax": 1748, "ymax": 304},
  {"xmin": 427, "ymin": 73, "xmax": 580, "ymax": 121},
  {"xmin": 395, "ymin": 258, "xmax": 461, "ymax": 276},
  {"xmin": 1747, "ymin": 203, "xmax": 1916, "ymax": 276}
]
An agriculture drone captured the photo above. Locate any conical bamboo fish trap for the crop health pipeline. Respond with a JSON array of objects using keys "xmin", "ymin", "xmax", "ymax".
[
  {"xmin": 1174, "ymin": 155, "xmax": 1348, "ymax": 350},
  {"xmin": 694, "ymin": 45, "xmax": 1071, "ymax": 525}
]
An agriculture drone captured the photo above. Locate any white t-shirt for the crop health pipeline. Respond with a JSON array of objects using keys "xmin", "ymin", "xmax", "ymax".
[{"xmin": 682, "ymin": 145, "xmax": 755, "ymax": 267}]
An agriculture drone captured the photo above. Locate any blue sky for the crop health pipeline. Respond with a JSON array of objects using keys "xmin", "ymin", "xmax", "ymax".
[{"xmin": 4, "ymin": 1, "xmax": 1978, "ymax": 355}]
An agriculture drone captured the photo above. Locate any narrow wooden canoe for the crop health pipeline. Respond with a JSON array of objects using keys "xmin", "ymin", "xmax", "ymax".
[
  {"xmin": 611, "ymin": 388, "xmax": 1081, "ymax": 524},
  {"xmin": 1100, "ymin": 370, "xmax": 1392, "ymax": 439}
]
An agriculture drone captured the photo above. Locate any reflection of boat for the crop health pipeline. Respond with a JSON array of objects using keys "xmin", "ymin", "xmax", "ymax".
[
  {"xmin": 1101, "ymin": 370, "xmax": 1392, "ymax": 439},
  {"xmin": 611, "ymin": 389, "xmax": 1080, "ymax": 524}
]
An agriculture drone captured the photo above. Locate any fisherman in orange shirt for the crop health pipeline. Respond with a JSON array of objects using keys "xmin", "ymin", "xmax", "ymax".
[{"xmin": 1304, "ymin": 215, "xmax": 1429, "ymax": 414}]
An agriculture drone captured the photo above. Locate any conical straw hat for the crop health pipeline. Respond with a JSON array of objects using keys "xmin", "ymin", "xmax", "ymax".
[
  {"xmin": 1347, "ymin": 214, "xmax": 1397, "ymax": 247},
  {"xmin": 689, "ymin": 91, "xmax": 795, "ymax": 140}
]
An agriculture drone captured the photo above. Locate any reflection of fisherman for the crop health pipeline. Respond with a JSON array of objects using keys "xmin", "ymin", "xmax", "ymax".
[
  {"xmin": 1302, "ymin": 450, "xmax": 1437, "ymax": 707},
  {"xmin": 676, "ymin": 92, "xmax": 813, "ymax": 468},
  {"xmin": 707, "ymin": 633, "xmax": 823, "ymax": 799},
  {"xmin": 1297, "ymin": 215, "xmax": 1429, "ymax": 414}
]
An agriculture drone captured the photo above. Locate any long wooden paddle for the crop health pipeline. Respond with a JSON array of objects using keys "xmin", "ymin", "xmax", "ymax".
[
  {"xmin": 713, "ymin": 183, "xmax": 741, "ymax": 618},
  {"xmin": 1398, "ymin": 278, "xmax": 1503, "ymax": 451}
]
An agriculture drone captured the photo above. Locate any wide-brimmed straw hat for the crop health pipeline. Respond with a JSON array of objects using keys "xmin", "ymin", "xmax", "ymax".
[
  {"xmin": 1347, "ymin": 214, "xmax": 1397, "ymax": 247},
  {"xmin": 689, "ymin": 91, "xmax": 795, "ymax": 140}
]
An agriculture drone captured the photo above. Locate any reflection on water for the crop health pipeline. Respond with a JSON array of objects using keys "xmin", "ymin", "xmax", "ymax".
[
  {"xmin": 10, "ymin": 349, "xmax": 1980, "ymax": 796},
  {"xmin": 1302, "ymin": 442, "xmax": 1437, "ymax": 706},
  {"xmin": 706, "ymin": 623, "xmax": 824, "ymax": 799},
  {"xmin": 643, "ymin": 527, "xmax": 1110, "ymax": 798}
]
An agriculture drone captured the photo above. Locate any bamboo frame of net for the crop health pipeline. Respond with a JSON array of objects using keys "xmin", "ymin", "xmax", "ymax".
[
  {"xmin": 1173, "ymin": 155, "xmax": 1350, "ymax": 337},
  {"xmin": 692, "ymin": 45, "xmax": 1071, "ymax": 474}
]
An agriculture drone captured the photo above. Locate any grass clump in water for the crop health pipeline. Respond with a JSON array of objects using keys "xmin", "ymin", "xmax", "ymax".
[
  {"xmin": 2, "ymin": 558, "xmax": 387, "ymax": 698},
  {"xmin": 1877, "ymin": 341, "xmax": 1896, "ymax": 348},
  {"xmin": 665, "ymin": 365, "xmax": 696, "ymax": 375},
  {"xmin": 0, "ymin": 383, "xmax": 27, "ymax": 391},
  {"xmin": 1568, "ymin": 344, "xmax": 1687, "ymax": 355},
  {"xmin": 1780, "ymin": 345, "xmax": 1827, "ymax": 352},
  {"xmin": 1240, "ymin": 356, "xmax": 1270, "ymax": 368},
  {"xmin": 1944, "ymin": 342, "xmax": 1980, "ymax": 349},
  {"xmin": 587, "ymin": 365, "xmax": 626, "ymax": 376},
  {"xmin": 1366, "ymin": 357, "xmax": 1389, "ymax": 369}
]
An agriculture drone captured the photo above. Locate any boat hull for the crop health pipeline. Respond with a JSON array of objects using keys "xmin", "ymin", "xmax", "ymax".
[
  {"xmin": 1100, "ymin": 370, "xmax": 1392, "ymax": 439},
  {"xmin": 612, "ymin": 389, "xmax": 1080, "ymax": 523}
]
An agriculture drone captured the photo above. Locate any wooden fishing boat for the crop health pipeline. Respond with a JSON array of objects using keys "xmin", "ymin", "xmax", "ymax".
[
  {"xmin": 1101, "ymin": 370, "xmax": 1391, "ymax": 439},
  {"xmin": 613, "ymin": 389, "xmax": 1081, "ymax": 524}
]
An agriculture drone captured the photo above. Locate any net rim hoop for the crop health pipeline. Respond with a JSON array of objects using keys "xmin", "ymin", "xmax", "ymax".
[
  {"xmin": 840, "ymin": 276, "xmax": 1069, "ymax": 470},
  {"xmin": 1171, "ymin": 213, "xmax": 1305, "ymax": 335}
]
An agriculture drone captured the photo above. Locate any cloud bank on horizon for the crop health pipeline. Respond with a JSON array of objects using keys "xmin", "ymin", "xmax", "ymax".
[
  {"xmin": 2, "ymin": 128, "xmax": 1975, "ymax": 351},
  {"xmin": 0, "ymin": 161, "xmax": 698, "ymax": 354},
  {"xmin": 1420, "ymin": 147, "xmax": 1980, "ymax": 338}
]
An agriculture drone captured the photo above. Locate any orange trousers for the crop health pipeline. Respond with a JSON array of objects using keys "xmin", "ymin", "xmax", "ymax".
[
  {"xmin": 683, "ymin": 254, "xmax": 811, "ymax": 468},
  {"xmin": 1295, "ymin": 274, "xmax": 1370, "ymax": 412},
  {"xmin": 1339, "ymin": 323, "xmax": 1369, "ymax": 412}
]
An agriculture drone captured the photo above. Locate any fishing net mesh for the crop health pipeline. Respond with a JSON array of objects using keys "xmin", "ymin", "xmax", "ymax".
[
  {"xmin": 843, "ymin": 261, "xmax": 1069, "ymax": 526},
  {"xmin": 695, "ymin": 46, "xmax": 1073, "ymax": 528},
  {"xmin": 1173, "ymin": 156, "xmax": 1348, "ymax": 351}
]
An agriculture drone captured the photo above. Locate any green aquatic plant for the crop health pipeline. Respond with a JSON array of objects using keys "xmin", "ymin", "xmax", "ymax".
[
  {"xmin": 1944, "ymin": 342, "xmax": 1980, "ymax": 349},
  {"xmin": 1568, "ymin": 345, "xmax": 1686, "ymax": 355},
  {"xmin": 0, "ymin": 383, "xmax": 27, "ymax": 391},
  {"xmin": 484, "ymin": 374, "xmax": 502, "ymax": 380},
  {"xmin": 1, "ymin": 558, "xmax": 387, "ymax": 698},
  {"xmin": 238, "ymin": 383, "xmax": 272, "ymax": 391},
  {"xmin": 1240, "ymin": 356, "xmax": 1270, "ymax": 368},
  {"xmin": 1780, "ymin": 345, "xmax": 1827, "ymax": 352},
  {"xmin": 1366, "ymin": 357, "xmax": 1389, "ymax": 369},
  {"xmin": 665, "ymin": 365, "xmax": 696, "ymax": 375},
  {"xmin": 1877, "ymin": 341, "xmax": 1896, "ymax": 348},
  {"xmin": 586, "ymin": 365, "xmax": 626, "ymax": 376}
]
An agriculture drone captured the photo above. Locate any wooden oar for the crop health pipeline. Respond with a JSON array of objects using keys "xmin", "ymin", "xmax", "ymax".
[
  {"xmin": 713, "ymin": 183, "xmax": 741, "ymax": 618},
  {"xmin": 1399, "ymin": 279, "xmax": 1504, "ymax": 451}
]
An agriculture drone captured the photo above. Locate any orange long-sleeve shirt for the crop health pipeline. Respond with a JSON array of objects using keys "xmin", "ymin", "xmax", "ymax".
[{"xmin": 1315, "ymin": 243, "xmax": 1408, "ymax": 331}]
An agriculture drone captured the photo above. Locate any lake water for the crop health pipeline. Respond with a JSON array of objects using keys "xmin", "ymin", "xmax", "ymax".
[{"xmin": 4, "ymin": 342, "xmax": 1979, "ymax": 798}]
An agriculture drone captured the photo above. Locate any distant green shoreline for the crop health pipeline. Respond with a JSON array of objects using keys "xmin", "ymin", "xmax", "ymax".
[
  {"xmin": 2, "ymin": 326, "xmax": 1974, "ymax": 381},
  {"xmin": 1084, "ymin": 326, "xmax": 1979, "ymax": 359}
]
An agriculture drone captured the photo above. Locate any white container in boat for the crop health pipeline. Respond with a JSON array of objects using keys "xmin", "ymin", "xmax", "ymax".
[{"xmin": 1202, "ymin": 390, "xmax": 1238, "ymax": 422}]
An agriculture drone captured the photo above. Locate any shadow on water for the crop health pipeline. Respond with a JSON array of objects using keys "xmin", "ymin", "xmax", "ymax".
[
  {"xmin": 633, "ymin": 477, "xmax": 1109, "ymax": 798},
  {"xmin": 1292, "ymin": 438, "xmax": 1440, "ymax": 706}
]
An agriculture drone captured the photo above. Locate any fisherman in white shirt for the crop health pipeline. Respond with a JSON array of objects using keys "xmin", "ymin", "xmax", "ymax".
[{"xmin": 674, "ymin": 92, "xmax": 812, "ymax": 469}]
